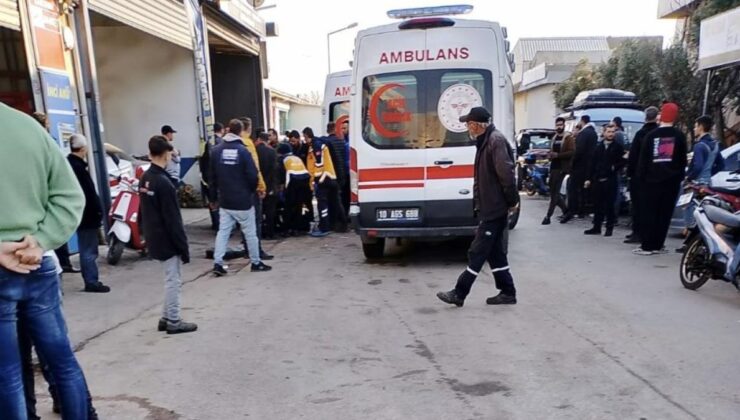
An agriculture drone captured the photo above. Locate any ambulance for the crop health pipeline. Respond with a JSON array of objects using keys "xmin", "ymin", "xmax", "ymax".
[
  {"xmin": 349, "ymin": 5, "xmax": 516, "ymax": 258},
  {"xmin": 322, "ymin": 70, "xmax": 352, "ymax": 131}
]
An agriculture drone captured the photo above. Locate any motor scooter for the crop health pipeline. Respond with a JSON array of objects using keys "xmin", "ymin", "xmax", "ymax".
[
  {"xmin": 107, "ymin": 175, "xmax": 146, "ymax": 265},
  {"xmin": 522, "ymin": 153, "xmax": 549, "ymax": 197}
]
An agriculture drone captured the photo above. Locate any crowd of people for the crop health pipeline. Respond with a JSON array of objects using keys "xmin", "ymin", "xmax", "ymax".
[{"xmin": 543, "ymin": 102, "xmax": 725, "ymax": 256}]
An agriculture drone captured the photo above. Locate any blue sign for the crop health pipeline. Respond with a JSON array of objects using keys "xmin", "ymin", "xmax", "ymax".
[{"xmin": 39, "ymin": 69, "xmax": 78, "ymax": 153}]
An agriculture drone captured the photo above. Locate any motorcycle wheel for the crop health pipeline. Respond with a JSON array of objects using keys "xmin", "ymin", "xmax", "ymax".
[
  {"xmin": 680, "ymin": 236, "xmax": 711, "ymax": 290},
  {"xmin": 525, "ymin": 185, "xmax": 536, "ymax": 196},
  {"xmin": 107, "ymin": 237, "xmax": 125, "ymax": 266}
]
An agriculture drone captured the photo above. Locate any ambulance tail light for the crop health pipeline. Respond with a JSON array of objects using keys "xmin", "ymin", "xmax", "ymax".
[
  {"xmin": 399, "ymin": 18, "xmax": 455, "ymax": 30},
  {"xmin": 388, "ymin": 5, "xmax": 473, "ymax": 19}
]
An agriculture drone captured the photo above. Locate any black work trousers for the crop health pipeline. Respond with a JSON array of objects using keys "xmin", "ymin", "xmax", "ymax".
[
  {"xmin": 454, "ymin": 216, "xmax": 516, "ymax": 299},
  {"xmin": 641, "ymin": 180, "xmax": 681, "ymax": 251},
  {"xmin": 567, "ymin": 172, "xmax": 587, "ymax": 217},
  {"xmin": 262, "ymin": 194, "xmax": 278, "ymax": 239},
  {"xmin": 317, "ymin": 179, "xmax": 347, "ymax": 232},
  {"xmin": 629, "ymin": 179, "xmax": 644, "ymax": 238},
  {"xmin": 285, "ymin": 178, "xmax": 312, "ymax": 232},
  {"xmin": 591, "ymin": 177, "xmax": 618, "ymax": 229},
  {"xmin": 547, "ymin": 169, "xmax": 568, "ymax": 218}
]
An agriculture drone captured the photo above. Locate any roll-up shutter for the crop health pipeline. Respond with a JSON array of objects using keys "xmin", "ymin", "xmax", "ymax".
[
  {"xmin": 88, "ymin": 0, "xmax": 192, "ymax": 50},
  {"xmin": 205, "ymin": 10, "xmax": 260, "ymax": 56},
  {"xmin": 0, "ymin": 0, "xmax": 20, "ymax": 31}
]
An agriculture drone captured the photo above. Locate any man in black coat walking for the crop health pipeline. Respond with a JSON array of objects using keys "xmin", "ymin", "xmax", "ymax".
[
  {"xmin": 624, "ymin": 106, "xmax": 660, "ymax": 244},
  {"xmin": 584, "ymin": 125, "xmax": 626, "ymax": 237},
  {"xmin": 140, "ymin": 135, "xmax": 197, "ymax": 334},
  {"xmin": 67, "ymin": 134, "xmax": 110, "ymax": 293},
  {"xmin": 562, "ymin": 115, "xmax": 598, "ymax": 223}
]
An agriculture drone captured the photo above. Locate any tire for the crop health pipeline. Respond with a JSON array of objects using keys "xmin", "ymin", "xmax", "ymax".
[
  {"xmin": 107, "ymin": 237, "xmax": 125, "ymax": 266},
  {"xmin": 362, "ymin": 238, "xmax": 385, "ymax": 260},
  {"xmin": 508, "ymin": 204, "xmax": 521, "ymax": 230},
  {"xmin": 525, "ymin": 183, "xmax": 536, "ymax": 196},
  {"xmin": 680, "ymin": 236, "xmax": 712, "ymax": 290}
]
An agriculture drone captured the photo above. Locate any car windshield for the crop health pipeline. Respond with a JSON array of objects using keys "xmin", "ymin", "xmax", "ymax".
[
  {"xmin": 528, "ymin": 134, "xmax": 551, "ymax": 149},
  {"xmin": 362, "ymin": 69, "xmax": 493, "ymax": 149}
]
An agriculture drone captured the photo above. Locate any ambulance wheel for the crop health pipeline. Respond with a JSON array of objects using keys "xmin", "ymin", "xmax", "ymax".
[
  {"xmin": 107, "ymin": 237, "xmax": 125, "ymax": 265},
  {"xmin": 362, "ymin": 238, "xmax": 385, "ymax": 260}
]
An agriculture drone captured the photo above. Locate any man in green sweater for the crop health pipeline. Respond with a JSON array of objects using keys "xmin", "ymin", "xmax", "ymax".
[{"xmin": 0, "ymin": 102, "xmax": 93, "ymax": 419}]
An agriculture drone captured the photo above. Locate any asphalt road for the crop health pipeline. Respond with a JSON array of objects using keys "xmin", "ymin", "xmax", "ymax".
[{"xmin": 35, "ymin": 197, "xmax": 740, "ymax": 419}]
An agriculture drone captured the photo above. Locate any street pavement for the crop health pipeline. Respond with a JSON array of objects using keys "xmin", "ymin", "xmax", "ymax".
[{"xmin": 35, "ymin": 197, "xmax": 740, "ymax": 419}]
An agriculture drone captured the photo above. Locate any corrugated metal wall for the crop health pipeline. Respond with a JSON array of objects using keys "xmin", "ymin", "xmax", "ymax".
[
  {"xmin": 0, "ymin": 0, "xmax": 20, "ymax": 31},
  {"xmin": 89, "ymin": 0, "xmax": 192, "ymax": 50}
]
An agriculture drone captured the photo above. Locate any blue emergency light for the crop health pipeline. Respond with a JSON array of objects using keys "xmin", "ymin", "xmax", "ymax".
[{"xmin": 387, "ymin": 4, "xmax": 474, "ymax": 19}]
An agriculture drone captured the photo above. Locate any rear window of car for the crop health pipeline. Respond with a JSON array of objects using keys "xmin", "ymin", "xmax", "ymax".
[{"xmin": 362, "ymin": 69, "xmax": 493, "ymax": 150}]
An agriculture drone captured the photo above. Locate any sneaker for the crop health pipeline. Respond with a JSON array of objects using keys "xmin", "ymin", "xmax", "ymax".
[
  {"xmin": 259, "ymin": 251, "xmax": 275, "ymax": 261},
  {"xmin": 436, "ymin": 289, "xmax": 464, "ymax": 307},
  {"xmin": 560, "ymin": 214, "xmax": 574, "ymax": 224},
  {"xmin": 157, "ymin": 318, "xmax": 168, "ymax": 332},
  {"xmin": 213, "ymin": 264, "xmax": 228, "ymax": 277},
  {"xmin": 655, "ymin": 247, "xmax": 670, "ymax": 255},
  {"xmin": 486, "ymin": 293, "xmax": 517, "ymax": 305},
  {"xmin": 675, "ymin": 245, "xmax": 687, "ymax": 254},
  {"xmin": 632, "ymin": 248, "xmax": 656, "ymax": 256},
  {"xmin": 584, "ymin": 227, "xmax": 601, "ymax": 235},
  {"xmin": 62, "ymin": 265, "xmax": 81, "ymax": 274},
  {"xmin": 310, "ymin": 230, "xmax": 331, "ymax": 238},
  {"xmin": 84, "ymin": 283, "xmax": 111, "ymax": 293},
  {"xmin": 541, "ymin": 217, "xmax": 551, "ymax": 225},
  {"xmin": 604, "ymin": 228, "xmax": 613, "ymax": 237},
  {"xmin": 166, "ymin": 319, "xmax": 198, "ymax": 335},
  {"xmin": 251, "ymin": 262, "xmax": 272, "ymax": 272}
]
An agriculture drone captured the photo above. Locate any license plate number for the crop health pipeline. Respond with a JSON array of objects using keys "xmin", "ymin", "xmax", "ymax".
[
  {"xmin": 677, "ymin": 192, "xmax": 693, "ymax": 207},
  {"xmin": 377, "ymin": 208, "xmax": 420, "ymax": 221}
]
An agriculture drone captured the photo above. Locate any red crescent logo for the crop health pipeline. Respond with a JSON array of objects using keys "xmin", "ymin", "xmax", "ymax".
[
  {"xmin": 369, "ymin": 83, "xmax": 407, "ymax": 139},
  {"xmin": 335, "ymin": 115, "xmax": 349, "ymax": 139}
]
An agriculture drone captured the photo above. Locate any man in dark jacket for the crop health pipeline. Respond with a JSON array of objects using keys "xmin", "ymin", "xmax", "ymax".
[
  {"xmin": 210, "ymin": 119, "xmax": 272, "ymax": 274},
  {"xmin": 437, "ymin": 107, "xmax": 519, "ymax": 307},
  {"xmin": 67, "ymin": 134, "xmax": 110, "ymax": 293},
  {"xmin": 140, "ymin": 135, "xmax": 197, "ymax": 334},
  {"xmin": 562, "ymin": 115, "xmax": 598, "ymax": 223},
  {"xmin": 625, "ymin": 107, "xmax": 659, "ymax": 244},
  {"xmin": 201, "ymin": 122, "xmax": 224, "ymax": 231},
  {"xmin": 543, "ymin": 117, "xmax": 575, "ymax": 225},
  {"xmin": 634, "ymin": 102, "xmax": 688, "ymax": 255},
  {"xmin": 255, "ymin": 132, "xmax": 279, "ymax": 239},
  {"xmin": 584, "ymin": 125, "xmax": 626, "ymax": 237},
  {"xmin": 289, "ymin": 130, "xmax": 309, "ymax": 164},
  {"xmin": 324, "ymin": 122, "xmax": 349, "ymax": 231}
]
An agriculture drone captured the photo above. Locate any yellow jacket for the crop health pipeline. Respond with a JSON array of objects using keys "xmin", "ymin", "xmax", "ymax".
[
  {"xmin": 241, "ymin": 134, "xmax": 266, "ymax": 193},
  {"xmin": 307, "ymin": 141, "xmax": 337, "ymax": 185}
]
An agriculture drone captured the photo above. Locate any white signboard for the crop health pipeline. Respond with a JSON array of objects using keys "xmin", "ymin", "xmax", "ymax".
[{"xmin": 699, "ymin": 6, "xmax": 740, "ymax": 70}]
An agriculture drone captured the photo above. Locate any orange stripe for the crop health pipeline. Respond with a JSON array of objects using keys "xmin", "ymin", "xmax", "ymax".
[
  {"xmin": 359, "ymin": 183, "xmax": 424, "ymax": 190},
  {"xmin": 359, "ymin": 167, "xmax": 425, "ymax": 182},
  {"xmin": 426, "ymin": 165, "xmax": 474, "ymax": 180}
]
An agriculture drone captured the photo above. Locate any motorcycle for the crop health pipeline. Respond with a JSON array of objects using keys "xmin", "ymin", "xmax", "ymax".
[
  {"xmin": 522, "ymin": 153, "xmax": 550, "ymax": 197},
  {"xmin": 107, "ymin": 174, "xmax": 146, "ymax": 265},
  {"xmin": 679, "ymin": 171, "xmax": 740, "ymax": 291}
]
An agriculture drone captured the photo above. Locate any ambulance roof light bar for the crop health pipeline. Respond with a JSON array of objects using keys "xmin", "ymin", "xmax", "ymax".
[{"xmin": 387, "ymin": 4, "xmax": 474, "ymax": 20}]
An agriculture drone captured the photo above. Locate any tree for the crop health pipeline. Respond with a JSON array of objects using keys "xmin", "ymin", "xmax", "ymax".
[
  {"xmin": 660, "ymin": 45, "xmax": 705, "ymax": 133},
  {"xmin": 613, "ymin": 40, "xmax": 664, "ymax": 107},
  {"xmin": 553, "ymin": 59, "xmax": 597, "ymax": 110}
]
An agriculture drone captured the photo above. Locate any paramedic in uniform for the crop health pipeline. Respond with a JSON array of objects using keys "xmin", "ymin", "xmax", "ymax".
[{"xmin": 437, "ymin": 107, "xmax": 519, "ymax": 307}]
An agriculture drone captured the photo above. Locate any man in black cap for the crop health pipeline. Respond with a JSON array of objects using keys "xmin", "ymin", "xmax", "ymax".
[
  {"xmin": 437, "ymin": 107, "xmax": 519, "ymax": 307},
  {"xmin": 161, "ymin": 125, "xmax": 181, "ymax": 187}
]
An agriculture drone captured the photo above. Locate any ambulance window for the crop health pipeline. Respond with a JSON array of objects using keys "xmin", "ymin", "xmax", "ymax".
[
  {"xmin": 329, "ymin": 101, "xmax": 350, "ymax": 124},
  {"xmin": 429, "ymin": 70, "xmax": 491, "ymax": 148},
  {"xmin": 362, "ymin": 73, "xmax": 421, "ymax": 149}
]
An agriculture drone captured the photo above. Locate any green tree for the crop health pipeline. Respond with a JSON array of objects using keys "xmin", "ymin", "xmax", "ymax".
[
  {"xmin": 613, "ymin": 40, "xmax": 664, "ymax": 107},
  {"xmin": 553, "ymin": 59, "xmax": 597, "ymax": 110},
  {"xmin": 659, "ymin": 45, "xmax": 705, "ymax": 133}
]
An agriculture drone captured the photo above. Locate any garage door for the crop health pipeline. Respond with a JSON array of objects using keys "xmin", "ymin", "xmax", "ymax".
[
  {"xmin": 89, "ymin": 0, "xmax": 192, "ymax": 50},
  {"xmin": 0, "ymin": 0, "xmax": 19, "ymax": 31}
]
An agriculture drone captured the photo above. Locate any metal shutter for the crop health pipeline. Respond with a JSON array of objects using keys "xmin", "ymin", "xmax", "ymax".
[
  {"xmin": 0, "ymin": 0, "xmax": 19, "ymax": 31},
  {"xmin": 88, "ymin": 0, "xmax": 192, "ymax": 50}
]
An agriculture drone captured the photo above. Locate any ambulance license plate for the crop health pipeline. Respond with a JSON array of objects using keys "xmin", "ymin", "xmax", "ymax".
[{"xmin": 377, "ymin": 208, "xmax": 420, "ymax": 222}]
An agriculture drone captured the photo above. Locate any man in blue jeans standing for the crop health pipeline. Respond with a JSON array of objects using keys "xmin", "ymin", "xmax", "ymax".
[
  {"xmin": 67, "ymin": 134, "xmax": 110, "ymax": 293},
  {"xmin": 0, "ymin": 102, "xmax": 92, "ymax": 419},
  {"xmin": 210, "ymin": 119, "xmax": 273, "ymax": 275}
]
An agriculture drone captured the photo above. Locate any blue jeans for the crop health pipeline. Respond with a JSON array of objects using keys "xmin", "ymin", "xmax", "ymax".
[
  {"xmin": 0, "ymin": 257, "xmax": 89, "ymax": 419},
  {"xmin": 214, "ymin": 208, "xmax": 260, "ymax": 266},
  {"xmin": 77, "ymin": 228, "xmax": 99, "ymax": 286}
]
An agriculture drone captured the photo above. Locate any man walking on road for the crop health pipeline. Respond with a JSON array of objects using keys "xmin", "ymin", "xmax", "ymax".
[
  {"xmin": 140, "ymin": 136, "xmax": 197, "ymax": 334},
  {"xmin": 0, "ymin": 102, "xmax": 92, "ymax": 418},
  {"xmin": 67, "ymin": 134, "xmax": 111, "ymax": 293},
  {"xmin": 634, "ymin": 103, "xmax": 688, "ymax": 256},
  {"xmin": 625, "ymin": 107, "xmax": 660, "ymax": 244},
  {"xmin": 561, "ymin": 115, "xmax": 598, "ymax": 223},
  {"xmin": 210, "ymin": 120, "xmax": 272, "ymax": 274},
  {"xmin": 437, "ymin": 107, "xmax": 519, "ymax": 307},
  {"xmin": 584, "ymin": 125, "xmax": 626, "ymax": 237},
  {"xmin": 543, "ymin": 117, "xmax": 575, "ymax": 225}
]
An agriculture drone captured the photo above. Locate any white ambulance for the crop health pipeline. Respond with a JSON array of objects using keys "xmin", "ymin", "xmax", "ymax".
[
  {"xmin": 348, "ymin": 5, "xmax": 516, "ymax": 259},
  {"xmin": 322, "ymin": 70, "xmax": 352, "ymax": 131}
]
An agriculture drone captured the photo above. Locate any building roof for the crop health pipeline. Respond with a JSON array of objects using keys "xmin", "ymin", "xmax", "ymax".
[
  {"xmin": 518, "ymin": 63, "xmax": 578, "ymax": 93},
  {"xmin": 514, "ymin": 37, "xmax": 611, "ymax": 62}
]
